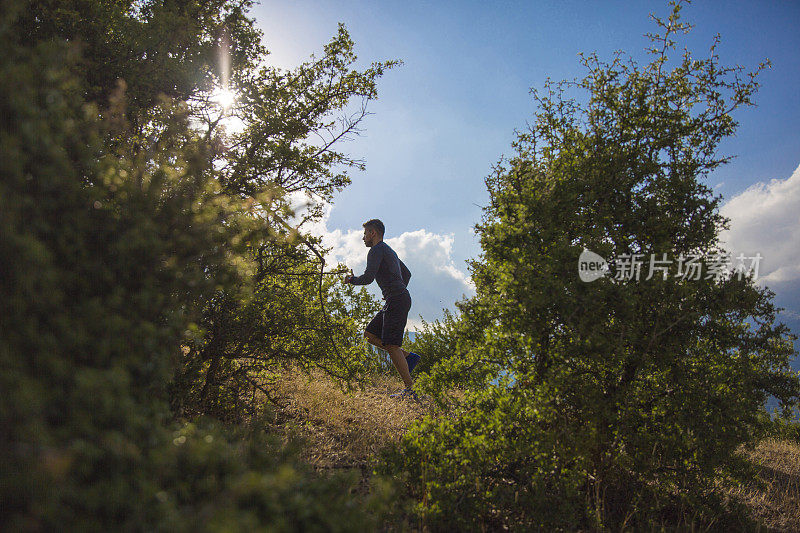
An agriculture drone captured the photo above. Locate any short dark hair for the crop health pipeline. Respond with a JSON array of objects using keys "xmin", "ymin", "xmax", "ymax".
[{"xmin": 362, "ymin": 219, "xmax": 385, "ymax": 238}]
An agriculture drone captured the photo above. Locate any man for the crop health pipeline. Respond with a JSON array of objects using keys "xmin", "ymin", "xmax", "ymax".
[{"xmin": 344, "ymin": 219, "xmax": 422, "ymax": 399}]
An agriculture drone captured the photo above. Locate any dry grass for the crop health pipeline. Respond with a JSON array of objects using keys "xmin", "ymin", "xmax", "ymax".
[
  {"xmin": 719, "ymin": 438, "xmax": 800, "ymax": 532},
  {"xmin": 266, "ymin": 367, "xmax": 431, "ymax": 469}
]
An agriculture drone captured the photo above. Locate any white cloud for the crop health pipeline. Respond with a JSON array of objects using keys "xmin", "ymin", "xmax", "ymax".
[
  {"xmin": 719, "ymin": 163, "xmax": 800, "ymax": 284},
  {"xmin": 387, "ymin": 229, "xmax": 474, "ymax": 289},
  {"xmin": 291, "ymin": 194, "xmax": 475, "ymax": 330}
]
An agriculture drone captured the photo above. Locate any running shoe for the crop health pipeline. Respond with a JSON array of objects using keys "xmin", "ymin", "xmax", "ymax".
[
  {"xmin": 389, "ymin": 388, "xmax": 418, "ymax": 401},
  {"xmin": 406, "ymin": 352, "xmax": 421, "ymax": 374}
]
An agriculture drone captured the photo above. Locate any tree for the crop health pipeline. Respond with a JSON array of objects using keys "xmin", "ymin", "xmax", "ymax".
[
  {"xmin": 172, "ymin": 22, "xmax": 398, "ymax": 419},
  {"xmin": 15, "ymin": 0, "xmax": 398, "ymax": 421},
  {"xmin": 387, "ymin": 1, "xmax": 800, "ymax": 529},
  {"xmin": 1, "ymin": 0, "xmax": 394, "ymax": 528},
  {"xmin": 11, "ymin": 0, "xmax": 264, "ymax": 124}
]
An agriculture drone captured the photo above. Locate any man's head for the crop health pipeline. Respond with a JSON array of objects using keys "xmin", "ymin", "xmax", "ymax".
[{"xmin": 362, "ymin": 219, "xmax": 384, "ymax": 247}]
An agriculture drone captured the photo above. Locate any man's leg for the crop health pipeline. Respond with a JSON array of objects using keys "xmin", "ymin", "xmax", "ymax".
[
  {"xmin": 384, "ymin": 344, "xmax": 413, "ymax": 389},
  {"xmin": 365, "ymin": 331, "xmax": 410, "ymax": 358},
  {"xmin": 365, "ymin": 332, "xmax": 415, "ymax": 388},
  {"xmin": 380, "ymin": 292, "xmax": 414, "ymax": 389}
]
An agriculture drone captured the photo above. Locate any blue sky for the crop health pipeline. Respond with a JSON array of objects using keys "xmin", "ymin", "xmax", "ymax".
[{"xmin": 251, "ymin": 0, "xmax": 800, "ymax": 347}]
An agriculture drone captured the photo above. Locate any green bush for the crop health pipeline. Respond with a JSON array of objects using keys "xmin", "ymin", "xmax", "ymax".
[
  {"xmin": 404, "ymin": 303, "xmax": 503, "ymax": 406},
  {"xmin": 768, "ymin": 408, "xmax": 800, "ymax": 445},
  {"xmin": 379, "ymin": 2, "xmax": 799, "ymax": 530},
  {"xmin": 150, "ymin": 419, "xmax": 386, "ymax": 532},
  {"xmin": 0, "ymin": 2, "xmax": 389, "ymax": 529},
  {"xmin": 380, "ymin": 384, "xmax": 590, "ymax": 531}
]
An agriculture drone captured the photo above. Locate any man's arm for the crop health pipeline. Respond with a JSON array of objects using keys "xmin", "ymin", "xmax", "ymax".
[
  {"xmin": 400, "ymin": 259, "xmax": 411, "ymax": 287},
  {"xmin": 349, "ymin": 245, "xmax": 383, "ymax": 285}
]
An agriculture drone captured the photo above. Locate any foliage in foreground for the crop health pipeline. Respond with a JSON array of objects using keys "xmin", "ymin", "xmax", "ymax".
[
  {"xmin": 384, "ymin": 2, "xmax": 800, "ymax": 530},
  {"xmin": 1, "ymin": 0, "xmax": 391, "ymax": 529}
]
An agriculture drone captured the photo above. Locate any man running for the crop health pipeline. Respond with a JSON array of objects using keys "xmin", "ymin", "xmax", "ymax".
[{"xmin": 344, "ymin": 219, "xmax": 421, "ymax": 399}]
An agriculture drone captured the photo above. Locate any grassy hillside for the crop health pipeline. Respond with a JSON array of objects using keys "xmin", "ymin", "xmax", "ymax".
[
  {"xmin": 724, "ymin": 438, "xmax": 800, "ymax": 532},
  {"xmin": 265, "ymin": 368, "xmax": 800, "ymax": 532},
  {"xmin": 267, "ymin": 369, "xmax": 430, "ymax": 469}
]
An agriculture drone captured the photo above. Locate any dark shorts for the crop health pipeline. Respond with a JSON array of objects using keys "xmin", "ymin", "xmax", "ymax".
[{"xmin": 365, "ymin": 291, "xmax": 411, "ymax": 347}]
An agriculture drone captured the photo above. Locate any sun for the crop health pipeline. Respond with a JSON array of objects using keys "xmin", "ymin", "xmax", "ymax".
[
  {"xmin": 212, "ymin": 86, "xmax": 237, "ymax": 111},
  {"xmin": 208, "ymin": 84, "xmax": 245, "ymax": 134}
]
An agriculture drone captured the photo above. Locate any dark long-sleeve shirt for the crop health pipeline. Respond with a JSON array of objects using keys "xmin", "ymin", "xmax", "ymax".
[{"xmin": 349, "ymin": 241, "xmax": 411, "ymax": 300}]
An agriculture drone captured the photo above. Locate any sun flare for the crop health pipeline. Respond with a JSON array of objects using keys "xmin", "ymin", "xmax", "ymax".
[{"xmin": 212, "ymin": 86, "xmax": 237, "ymax": 111}]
